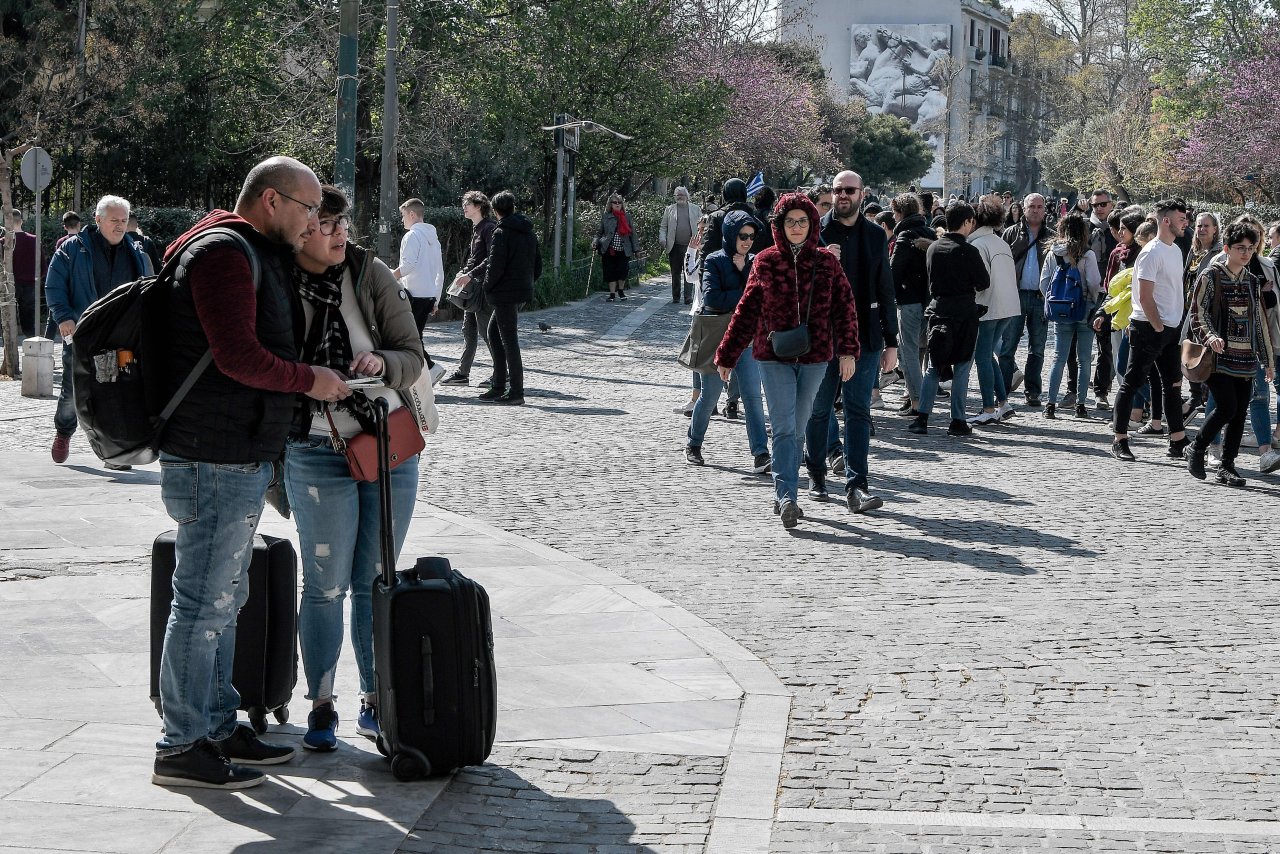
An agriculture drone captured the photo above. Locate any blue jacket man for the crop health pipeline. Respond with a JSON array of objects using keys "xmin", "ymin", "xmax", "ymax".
[{"xmin": 45, "ymin": 196, "xmax": 152, "ymax": 466}]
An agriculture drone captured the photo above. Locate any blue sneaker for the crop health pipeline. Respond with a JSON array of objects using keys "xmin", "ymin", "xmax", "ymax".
[
  {"xmin": 356, "ymin": 700, "xmax": 379, "ymax": 739},
  {"xmin": 303, "ymin": 703, "xmax": 338, "ymax": 751}
]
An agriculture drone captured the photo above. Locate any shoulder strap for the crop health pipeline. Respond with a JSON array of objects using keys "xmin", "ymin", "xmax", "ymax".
[{"xmin": 154, "ymin": 228, "xmax": 263, "ymax": 431}]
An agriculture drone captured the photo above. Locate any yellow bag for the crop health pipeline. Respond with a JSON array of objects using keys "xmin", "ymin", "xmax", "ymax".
[{"xmin": 1102, "ymin": 267, "xmax": 1133, "ymax": 331}]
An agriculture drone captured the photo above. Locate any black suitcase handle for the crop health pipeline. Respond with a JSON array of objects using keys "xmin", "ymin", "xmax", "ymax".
[{"xmin": 374, "ymin": 398, "xmax": 397, "ymax": 588}]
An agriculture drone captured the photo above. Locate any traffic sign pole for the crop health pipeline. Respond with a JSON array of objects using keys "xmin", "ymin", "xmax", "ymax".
[{"xmin": 20, "ymin": 147, "xmax": 52, "ymax": 339}]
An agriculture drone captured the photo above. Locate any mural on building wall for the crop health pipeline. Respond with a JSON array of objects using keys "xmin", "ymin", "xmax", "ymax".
[{"xmin": 851, "ymin": 25, "xmax": 951, "ymax": 184}]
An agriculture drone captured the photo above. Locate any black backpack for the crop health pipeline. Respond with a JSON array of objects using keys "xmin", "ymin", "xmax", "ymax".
[{"xmin": 72, "ymin": 228, "xmax": 260, "ymax": 466}]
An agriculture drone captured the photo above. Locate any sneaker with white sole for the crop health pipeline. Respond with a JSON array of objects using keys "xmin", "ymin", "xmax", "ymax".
[
  {"xmin": 997, "ymin": 401, "xmax": 1016, "ymax": 420},
  {"xmin": 152, "ymin": 739, "xmax": 264, "ymax": 790},
  {"xmin": 303, "ymin": 703, "xmax": 339, "ymax": 752},
  {"xmin": 429, "ymin": 363, "xmax": 446, "ymax": 386},
  {"xmin": 1009, "ymin": 369, "xmax": 1024, "ymax": 393},
  {"xmin": 356, "ymin": 700, "xmax": 380, "ymax": 739},
  {"xmin": 1260, "ymin": 448, "xmax": 1280, "ymax": 474},
  {"xmin": 216, "ymin": 724, "xmax": 296, "ymax": 765},
  {"xmin": 752, "ymin": 452, "xmax": 771, "ymax": 474},
  {"xmin": 968, "ymin": 410, "xmax": 999, "ymax": 426}
]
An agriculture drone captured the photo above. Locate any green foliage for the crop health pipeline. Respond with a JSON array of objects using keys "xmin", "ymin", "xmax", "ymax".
[{"xmin": 844, "ymin": 114, "xmax": 934, "ymax": 188}]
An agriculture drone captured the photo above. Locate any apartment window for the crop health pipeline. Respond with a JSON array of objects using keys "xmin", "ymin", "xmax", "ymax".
[
  {"xmin": 969, "ymin": 19, "xmax": 976, "ymax": 47},
  {"xmin": 991, "ymin": 30, "xmax": 1001, "ymax": 57}
]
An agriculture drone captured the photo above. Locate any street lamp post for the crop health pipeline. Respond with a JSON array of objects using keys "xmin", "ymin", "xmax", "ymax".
[{"xmin": 540, "ymin": 119, "xmax": 634, "ymax": 269}]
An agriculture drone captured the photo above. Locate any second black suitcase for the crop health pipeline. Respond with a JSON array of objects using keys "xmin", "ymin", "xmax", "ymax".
[
  {"xmin": 149, "ymin": 531, "xmax": 299, "ymax": 734},
  {"xmin": 370, "ymin": 398, "xmax": 497, "ymax": 781}
]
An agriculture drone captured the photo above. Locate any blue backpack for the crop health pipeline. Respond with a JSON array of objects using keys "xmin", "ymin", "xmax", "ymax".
[{"xmin": 1044, "ymin": 256, "xmax": 1087, "ymax": 323}]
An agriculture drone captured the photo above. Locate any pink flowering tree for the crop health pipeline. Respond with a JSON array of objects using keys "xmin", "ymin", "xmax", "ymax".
[{"xmin": 1178, "ymin": 25, "xmax": 1280, "ymax": 202}]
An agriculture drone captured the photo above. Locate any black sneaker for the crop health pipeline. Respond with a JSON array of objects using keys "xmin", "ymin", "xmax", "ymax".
[
  {"xmin": 1188, "ymin": 446, "xmax": 1207, "ymax": 479},
  {"xmin": 1075, "ymin": 404, "xmax": 1089, "ymax": 419},
  {"xmin": 606, "ymin": 293, "xmax": 616, "ymax": 302},
  {"xmin": 1167, "ymin": 436, "xmax": 1191, "ymax": 459},
  {"xmin": 826, "ymin": 452, "xmax": 844, "ymax": 475},
  {"xmin": 808, "ymin": 476, "xmax": 829, "ymax": 501},
  {"xmin": 479, "ymin": 378, "xmax": 493, "ymax": 388},
  {"xmin": 895, "ymin": 399, "xmax": 915, "ymax": 415},
  {"xmin": 1025, "ymin": 396, "xmax": 1042, "ymax": 408},
  {"xmin": 947, "ymin": 419, "xmax": 973, "ymax": 436},
  {"xmin": 908, "ymin": 415, "xmax": 928, "ymax": 434},
  {"xmin": 724, "ymin": 400, "xmax": 740, "ymax": 419},
  {"xmin": 153, "ymin": 739, "xmax": 265, "ymax": 790},
  {"xmin": 216, "ymin": 724, "xmax": 296, "ymax": 766},
  {"xmin": 1217, "ymin": 465, "xmax": 1246, "ymax": 487},
  {"xmin": 847, "ymin": 487, "xmax": 883, "ymax": 514},
  {"xmin": 1044, "ymin": 403, "xmax": 1056, "ymax": 419},
  {"xmin": 441, "ymin": 372, "xmax": 469, "ymax": 386},
  {"xmin": 685, "ymin": 447, "xmax": 704, "ymax": 466},
  {"xmin": 477, "ymin": 386, "xmax": 506, "ymax": 401},
  {"xmin": 618, "ymin": 291, "xmax": 628, "ymax": 301},
  {"xmin": 497, "ymin": 391, "xmax": 525, "ymax": 405},
  {"xmin": 753, "ymin": 452, "xmax": 772, "ymax": 474},
  {"xmin": 778, "ymin": 500, "xmax": 801, "ymax": 529},
  {"xmin": 1111, "ymin": 439, "xmax": 1136, "ymax": 462}
]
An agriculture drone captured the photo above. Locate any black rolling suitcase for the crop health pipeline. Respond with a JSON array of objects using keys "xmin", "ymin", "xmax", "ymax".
[
  {"xmin": 149, "ymin": 531, "xmax": 299, "ymax": 734},
  {"xmin": 370, "ymin": 397, "xmax": 497, "ymax": 781}
]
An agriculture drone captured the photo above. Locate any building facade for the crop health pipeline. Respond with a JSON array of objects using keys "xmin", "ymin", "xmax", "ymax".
[{"xmin": 786, "ymin": 0, "xmax": 1043, "ymax": 196}]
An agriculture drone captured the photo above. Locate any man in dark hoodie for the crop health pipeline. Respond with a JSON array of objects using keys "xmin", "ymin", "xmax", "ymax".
[
  {"xmin": 805, "ymin": 169, "xmax": 899, "ymax": 513},
  {"xmin": 890, "ymin": 192, "xmax": 936, "ymax": 414},
  {"xmin": 151, "ymin": 156, "xmax": 353, "ymax": 791},
  {"xmin": 700, "ymin": 178, "xmax": 768, "ymax": 267},
  {"xmin": 480, "ymin": 190, "xmax": 542, "ymax": 406}
]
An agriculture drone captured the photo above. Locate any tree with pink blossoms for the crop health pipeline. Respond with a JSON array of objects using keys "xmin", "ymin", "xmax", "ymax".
[{"xmin": 1179, "ymin": 24, "xmax": 1280, "ymax": 203}]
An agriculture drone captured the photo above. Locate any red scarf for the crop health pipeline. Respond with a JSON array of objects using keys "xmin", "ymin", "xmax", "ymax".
[{"xmin": 614, "ymin": 210, "xmax": 632, "ymax": 237}]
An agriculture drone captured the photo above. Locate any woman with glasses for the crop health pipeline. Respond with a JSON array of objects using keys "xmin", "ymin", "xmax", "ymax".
[
  {"xmin": 284, "ymin": 185, "xmax": 425, "ymax": 752},
  {"xmin": 1186, "ymin": 221, "xmax": 1275, "ymax": 485},
  {"xmin": 714, "ymin": 194, "xmax": 860, "ymax": 529},
  {"xmin": 596, "ymin": 193, "xmax": 638, "ymax": 301},
  {"xmin": 685, "ymin": 211, "xmax": 770, "ymax": 473}
]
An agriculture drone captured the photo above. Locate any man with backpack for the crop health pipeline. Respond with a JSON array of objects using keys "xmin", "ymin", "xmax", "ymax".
[
  {"xmin": 45, "ymin": 195, "xmax": 153, "ymax": 469},
  {"xmin": 1000, "ymin": 193, "xmax": 1052, "ymax": 406},
  {"xmin": 151, "ymin": 156, "xmax": 353, "ymax": 791}
]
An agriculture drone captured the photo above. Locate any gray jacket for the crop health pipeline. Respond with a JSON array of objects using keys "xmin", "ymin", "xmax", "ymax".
[{"xmin": 595, "ymin": 211, "xmax": 639, "ymax": 257}]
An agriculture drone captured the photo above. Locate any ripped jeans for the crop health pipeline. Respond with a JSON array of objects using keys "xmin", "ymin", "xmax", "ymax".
[
  {"xmin": 284, "ymin": 436, "xmax": 418, "ymax": 705},
  {"xmin": 156, "ymin": 454, "xmax": 273, "ymax": 753}
]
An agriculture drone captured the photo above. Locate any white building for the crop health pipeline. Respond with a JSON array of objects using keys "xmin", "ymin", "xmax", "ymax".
[{"xmin": 785, "ymin": 0, "xmax": 1040, "ymax": 195}]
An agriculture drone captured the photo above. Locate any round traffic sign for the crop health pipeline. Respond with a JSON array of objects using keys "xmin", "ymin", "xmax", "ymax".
[{"xmin": 20, "ymin": 147, "xmax": 53, "ymax": 192}]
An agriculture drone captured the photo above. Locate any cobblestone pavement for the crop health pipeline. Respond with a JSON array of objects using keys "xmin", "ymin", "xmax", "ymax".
[
  {"xmin": 412, "ymin": 279, "xmax": 1280, "ymax": 852},
  {"xmin": 5, "ymin": 277, "xmax": 1280, "ymax": 852}
]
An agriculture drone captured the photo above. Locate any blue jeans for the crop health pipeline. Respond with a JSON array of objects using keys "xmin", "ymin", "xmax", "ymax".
[
  {"xmin": 1000, "ymin": 290, "xmax": 1047, "ymax": 398},
  {"xmin": 687, "ymin": 346, "xmax": 768, "ymax": 457},
  {"xmin": 804, "ymin": 349, "xmax": 881, "ymax": 491},
  {"xmin": 1248, "ymin": 358, "xmax": 1280, "ymax": 447},
  {"xmin": 758, "ymin": 361, "xmax": 828, "ymax": 504},
  {"xmin": 285, "ymin": 437, "xmax": 418, "ymax": 702},
  {"xmin": 898, "ymin": 303, "xmax": 925, "ymax": 402},
  {"xmin": 1047, "ymin": 319, "xmax": 1093, "ymax": 406},
  {"xmin": 920, "ymin": 358, "xmax": 973, "ymax": 421},
  {"xmin": 156, "ymin": 454, "xmax": 273, "ymax": 752},
  {"xmin": 974, "ymin": 318, "xmax": 1012, "ymax": 409},
  {"xmin": 55, "ymin": 342, "xmax": 77, "ymax": 436}
]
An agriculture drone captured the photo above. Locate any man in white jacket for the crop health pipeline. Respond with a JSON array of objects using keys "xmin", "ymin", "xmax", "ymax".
[
  {"xmin": 394, "ymin": 198, "xmax": 445, "ymax": 384},
  {"xmin": 659, "ymin": 186, "xmax": 702, "ymax": 304}
]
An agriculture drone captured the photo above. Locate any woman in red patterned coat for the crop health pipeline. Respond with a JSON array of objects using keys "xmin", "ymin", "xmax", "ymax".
[{"xmin": 714, "ymin": 193, "xmax": 860, "ymax": 529}]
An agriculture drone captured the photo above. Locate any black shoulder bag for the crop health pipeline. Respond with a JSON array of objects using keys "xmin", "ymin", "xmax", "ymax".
[{"xmin": 769, "ymin": 260, "xmax": 816, "ymax": 359}]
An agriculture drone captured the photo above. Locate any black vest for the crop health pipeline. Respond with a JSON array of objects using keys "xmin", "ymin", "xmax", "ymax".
[{"xmin": 159, "ymin": 227, "xmax": 301, "ymax": 463}]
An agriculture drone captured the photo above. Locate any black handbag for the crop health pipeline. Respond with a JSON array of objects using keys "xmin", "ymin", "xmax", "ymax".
[{"xmin": 768, "ymin": 263, "xmax": 816, "ymax": 359}]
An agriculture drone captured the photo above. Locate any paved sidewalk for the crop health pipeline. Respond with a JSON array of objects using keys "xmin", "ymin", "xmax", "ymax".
[{"xmin": 0, "ymin": 291, "xmax": 788, "ymax": 854}]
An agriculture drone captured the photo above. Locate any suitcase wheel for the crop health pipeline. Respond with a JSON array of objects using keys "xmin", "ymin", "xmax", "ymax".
[
  {"xmin": 273, "ymin": 705, "xmax": 290, "ymax": 726},
  {"xmin": 248, "ymin": 708, "xmax": 269, "ymax": 735},
  {"xmin": 375, "ymin": 735, "xmax": 389, "ymax": 758},
  {"xmin": 391, "ymin": 752, "xmax": 424, "ymax": 782}
]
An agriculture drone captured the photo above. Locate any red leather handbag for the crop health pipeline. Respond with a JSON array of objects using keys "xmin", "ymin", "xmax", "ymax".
[{"xmin": 326, "ymin": 405, "xmax": 424, "ymax": 483}]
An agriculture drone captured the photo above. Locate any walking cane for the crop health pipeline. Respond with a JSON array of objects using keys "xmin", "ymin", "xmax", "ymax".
[{"xmin": 584, "ymin": 252, "xmax": 595, "ymax": 299}]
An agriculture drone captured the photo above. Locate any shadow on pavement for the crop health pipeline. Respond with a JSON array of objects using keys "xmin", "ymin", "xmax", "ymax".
[
  {"xmin": 877, "ymin": 475, "xmax": 1033, "ymax": 506},
  {"xmin": 798, "ymin": 516, "xmax": 1038, "ymax": 574},
  {"xmin": 404, "ymin": 764, "xmax": 655, "ymax": 853},
  {"xmin": 878, "ymin": 510, "xmax": 1095, "ymax": 559},
  {"xmin": 65, "ymin": 464, "xmax": 161, "ymax": 485}
]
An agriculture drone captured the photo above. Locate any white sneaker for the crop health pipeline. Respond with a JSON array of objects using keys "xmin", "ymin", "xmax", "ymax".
[
  {"xmin": 1260, "ymin": 448, "xmax": 1280, "ymax": 474},
  {"xmin": 968, "ymin": 410, "xmax": 999, "ymax": 426},
  {"xmin": 939, "ymin": 379, "xmax": 952, "ymax": 392},
  {"xmin": 997, "ymin": 401, "xmax": 1016, "ymax": 420},
  {"xmin": 1208, "ymin": 443, "xmax": 1222, "ymax": 462},
  {"xmin": 674, "ymin": 401, "xmax": 696, "ymax": 415},
  {"xmin": 429, "ymin": 363, "xmax": 446, "ymax": 386},
  {"xmin": 871, "ymin": 396, "xmax": 889, "ymax": 410},
  {"xmin": 1010, "ymin": 369, "xmax": 1024, "ymax": 393}
]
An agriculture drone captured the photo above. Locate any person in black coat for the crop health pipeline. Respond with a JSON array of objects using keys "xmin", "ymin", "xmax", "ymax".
[
  {"xmin": 479, "ymin": 191, "xmax": 542, "ymax": 405},
  {"xmin": 699, "ymin": 178, "xmax": 768, "ymax": 266},
  {"xmin": 909, "ymin": 201, "xmax": 990, "ymax": 436}
]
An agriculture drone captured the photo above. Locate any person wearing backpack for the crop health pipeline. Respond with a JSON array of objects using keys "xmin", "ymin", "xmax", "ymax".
[
  {"xmin": 44, "ymin": 195, "xmax": 153, "ymax": 469},
  {"xmin": 1040, "ymin": 212, "xmax": 1102, "ymax": 419},
  {"xmin": 151, "ymin": 156, "xmax": 354, "ymax": 791}
]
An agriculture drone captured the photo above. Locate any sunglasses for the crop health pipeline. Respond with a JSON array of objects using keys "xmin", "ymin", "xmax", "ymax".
[
  {"xmin": 833, "ymin": 187, "xmax": 862, "ymax": 195},
  {"xmin": 737, "ymin": 233, "xmax": 756, "ymax": 241}
]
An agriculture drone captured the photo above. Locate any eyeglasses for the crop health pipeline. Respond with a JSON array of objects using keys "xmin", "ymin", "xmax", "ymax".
[
  {"xmin": 273, "ymin": 188, "xmax": 321, "ymax": 218},
  {"xmin": 1227, "ymin": 243, "xmax": 1255, "ymax": 253},
  {"xmin": 737, "ymin": 232, "xmax": 756, "ymax": 241},
  {"xmin": 317, "ymin": 216, "xmax": 351, "ymax": 236},
  {"xmin": 833, "ymin": 187, "xmax": 862, "ymax": 195},
  {"xmin": 1091, "ymin": 201, "xmax": 1112, "ymax": 208},
  {"xmin": 783, "ymin": 217, "xmax": 809, "ymax": 228}
]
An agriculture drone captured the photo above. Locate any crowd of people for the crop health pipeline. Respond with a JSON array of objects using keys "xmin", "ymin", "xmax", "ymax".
[{"xmin": 674, "ymin": 175, "xmax": 1280, "ymax": 528}]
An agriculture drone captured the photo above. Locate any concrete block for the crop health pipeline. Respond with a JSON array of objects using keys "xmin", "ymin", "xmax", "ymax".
[{"xmin": 21, "ymin": 336, "xmax": 54, "ymax": 398}]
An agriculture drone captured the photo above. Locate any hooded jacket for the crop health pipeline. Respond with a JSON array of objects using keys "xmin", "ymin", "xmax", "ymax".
[
  {"xmin": 398, "ymin": 220, "xmax": 444, "ymax": 299},
  {"xmin": 484, "ymin": 212, "xmax": 542, "ymax": 304},
  {"xmin": 699, "ymin": 210, "xmax": 755, "ymax": 315},
  {"xmin": 715, "ymin": 194, "xmax": 860, "ymax": 367},
  {"xmin": 924, "ymin": 230, "xmax": 990, "ymax": 372},
  {"xmin": 889, "ymin": 214, "xmax": 934, "ymax": 306}
]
